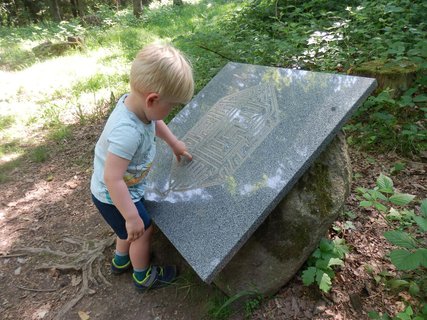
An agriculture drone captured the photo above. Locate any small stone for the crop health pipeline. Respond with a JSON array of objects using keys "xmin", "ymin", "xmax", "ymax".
[
  {"xmin": 65, "ymin": 181, "xmax": 78, "ymax": 189},
  {"xmin": 17, "ymin": 258, "xmax": 28, "ymax": 264},
  {"xmin": 313, "ymin": 301, "xmax": 326, "ymax": 314},
  {"xmin": 14, "ymin": 266, "xmax": 22, "ymax": 275}
]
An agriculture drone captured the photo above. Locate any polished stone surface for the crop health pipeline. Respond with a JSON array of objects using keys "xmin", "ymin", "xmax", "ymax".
[{"xmin": 144, "ymin": 62, "xmax": 376, "ymax": 283}]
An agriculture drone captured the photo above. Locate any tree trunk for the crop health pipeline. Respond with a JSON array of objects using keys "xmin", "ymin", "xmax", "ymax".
[
  {"xmin": 132, "ymin": 0, "xmax": 143, "ymax": 18},
  {"xmin": 22, "ymin": 0, "xmax": 39, "ymax": 22},
  {"xmin": 173, "ymin": 0, "xmax": 183, "ymax": 5},
  {"xmin": 120, "ymin": 0, "xmax": 129, "ymax": 8},
  {"xmin": 77, "ymin": 0, "xmax": 86, "ymax": 17},
  {"xmin": 70, "ymin": 0, "xmax": 78, "ymax": 17},
  {"xmin": 49, "ymin": 0, "xmax": 61, "ymax": 22}
]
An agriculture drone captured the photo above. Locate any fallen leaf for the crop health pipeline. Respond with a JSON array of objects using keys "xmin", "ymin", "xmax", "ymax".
[{"xmin": 78, "ymin": 310, "xmax": 90, "ymax": 320}]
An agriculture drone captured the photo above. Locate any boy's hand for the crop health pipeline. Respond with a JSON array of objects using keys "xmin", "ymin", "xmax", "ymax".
[
  {"xmin": 172, "ymin": 140, "xmax": 192, "ymax": 162},
  {"xmin": 125, "ymin": 216, "xmax": 145, "ymax": 243}
]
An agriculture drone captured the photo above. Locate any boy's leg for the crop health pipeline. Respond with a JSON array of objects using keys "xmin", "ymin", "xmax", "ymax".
[
  {"xmin": 111, "ymin": 237, "xmax": 131, "ymax": 273},
  {"xmin": 129, "ymin": 225, "xmax": 153, "ymax": 269},
  {"xmin": 116, "ymin": 237, "xmax": 130, "ymax": 253},
  {"xmin": 130, "ymin": 225, "xmax": 177, "ymax": 291}
]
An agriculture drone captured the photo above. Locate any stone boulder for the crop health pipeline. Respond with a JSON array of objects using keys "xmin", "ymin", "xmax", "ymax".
[
  {"xmin": 32, "ymin": 37, "xmax": 85, "ymax": 58},
  {"xmin": 151, "ymin": 132, "xmax": 352, "ymax": 296}
]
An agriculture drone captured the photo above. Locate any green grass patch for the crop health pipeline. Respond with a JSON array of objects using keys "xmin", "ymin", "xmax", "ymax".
[
  {"xmin": 30, "ymin": 146, "xmax": 49, "ymax": 163},
  {"xmin": 48, "ymin": 125, "xmax": 72, "ymax": 142},
  {"xmin": 0, "ymin": 140, "xmax": 23, "ymax": 158},
  {"xmin": 0, "ymin": 114, "xmax": 16, "ymax": 130},
  {"xmin": 0, "ymin": 158, "xmax": 22, "ymax": 183}
]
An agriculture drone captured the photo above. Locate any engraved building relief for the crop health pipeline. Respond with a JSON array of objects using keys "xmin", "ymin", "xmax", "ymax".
[{"xmin": 169, "ymin": 83, "xmax": 281, "ymax": 191}]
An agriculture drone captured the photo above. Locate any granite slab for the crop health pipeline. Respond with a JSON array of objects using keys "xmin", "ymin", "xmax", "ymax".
[{"xmin": 144, "ymin": 62, "xmax": 377, "ymax": 283}]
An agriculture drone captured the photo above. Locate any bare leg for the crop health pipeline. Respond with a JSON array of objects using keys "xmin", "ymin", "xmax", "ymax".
[
  {"xmin": 129, "ymin": 225, "xmax": 153, "ymax": 269},
  {"xmin": 116, "ymin": 237, "xmax": 130, "ymax": 254}
]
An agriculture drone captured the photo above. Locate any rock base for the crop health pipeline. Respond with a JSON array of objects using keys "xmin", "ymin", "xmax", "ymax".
[{"xmin": 213, "ymin": 133, "xmax": 351, "ymax": 296}]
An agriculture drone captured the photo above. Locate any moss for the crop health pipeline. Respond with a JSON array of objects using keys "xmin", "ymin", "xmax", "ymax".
[
  {"xmin": 304, "ymin": 162, "xmax": 334, "ymax": 219},
  {"xmin": 254, "ymin": 161, "xmax": 335, "ymax": 261},
  {"xmin": 279, "ymin": 221, "xmax": 311, "ymax": 261},
  {"xmin": 351, "ymin": 59, "xmax": 419, "ymax": 96},
  {"xmin": 255, "ymin": 215, "xmax": 311, "ymax": 261},
  {"xmin": 353, "ymin": 59, "xmax": 419, "ymax": 77}
]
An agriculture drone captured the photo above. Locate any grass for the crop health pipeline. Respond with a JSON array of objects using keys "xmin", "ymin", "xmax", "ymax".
[
  {"xmin": 0, "ymin": 114, "xmax": 16, "ymax": 130},
  {"xmin": 30, "ymin": 146, "xmax": 49, "ymax": 163},
  {"xmin": 0, "ymin": 0, "xmax": 239, "ymax": 179}
]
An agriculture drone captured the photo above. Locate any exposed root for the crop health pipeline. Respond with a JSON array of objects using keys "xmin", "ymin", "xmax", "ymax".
[{"xmin": 13, "ymin": 235, "xmax": 115, "ymax": 319}]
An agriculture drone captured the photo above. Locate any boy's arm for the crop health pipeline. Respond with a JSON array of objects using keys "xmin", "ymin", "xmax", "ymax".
[
  {"xmin": 104, "ymin": 152, "xmax": 145, "ymax": 243},
  {"xmin": 155, "ymin": 120, "xmax": 192, "ymax": 162}
]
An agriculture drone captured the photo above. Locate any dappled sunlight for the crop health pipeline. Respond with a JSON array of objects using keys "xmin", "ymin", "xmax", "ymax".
[
  {"xmin": 0, "ymin": 178, "xmax": 80, "ymax": 253},
  {"xmin": 149, "ymin": 0, "xmax": 201, "ymax": 9},
  {"xmin": 0, "ymin": 152, "xmax": 22, "ymax": 165},
  {"xmin": 0, "ymin": 47, "xmax": 125, "ymax": 106},
  {"xmin": 0, "ymin": 46, "xmax": 128, "ymax": 167}
]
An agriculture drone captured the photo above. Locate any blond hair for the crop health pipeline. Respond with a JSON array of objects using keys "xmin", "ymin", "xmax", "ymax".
[{"xmin": 130, "ymin": 42, "xmax": 194, "ymax": 104}]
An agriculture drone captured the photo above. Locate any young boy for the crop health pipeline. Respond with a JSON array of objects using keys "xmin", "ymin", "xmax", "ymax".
[{"xmin": 90, "ymin": 42, "xmax": 194, "ymax": 291}]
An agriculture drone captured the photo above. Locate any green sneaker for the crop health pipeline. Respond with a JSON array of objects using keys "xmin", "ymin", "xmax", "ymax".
[
  {"xmin": 111, "ymin": 258, "xmax": 131, "ymax": 274},
  {"xmin": 133, "ymin": 265, "xmax": 177, "ymax": 292}
]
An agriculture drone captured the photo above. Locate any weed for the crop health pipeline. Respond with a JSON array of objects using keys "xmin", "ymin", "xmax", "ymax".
[
  {"xmin": 302, "ymin": 237, "xmax": 349, "ymax": 292},
  {"xmin": 358, "ymin": 174, "xmax": 426, "ymax": 319},
  {"xmin": 0, "ymin": 114, "xmax": 16, "ymax": 130},
  {"xmin": 207, "ymin": 293, "xmax": 232, "ymax": 320},
  {"xmin": 31, "ymin": 146, "xmax": 49, "ymax": 163},
  {"xmin": 49, "ymin": 125, "xmax": 72, "ymax": 142},
  {"xmin": 40, "ymin": 103, "xmax": 65, "ymax": 128},
  {"xmin": 208, "ymin": 290, "xmax": 261, "ymax": 320},
  {"xmin": 0, "ymin": 140, "xmax": 22, "ymax": 158}
]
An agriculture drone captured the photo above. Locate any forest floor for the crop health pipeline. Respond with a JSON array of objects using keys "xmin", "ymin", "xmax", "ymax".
[
  {"xmin": 0, "ymin": 53, "xmax": 426, "ymax": 319},
  {"xmin": 0, "ymin": 117, "xmax": 426, "ymax": 320}
]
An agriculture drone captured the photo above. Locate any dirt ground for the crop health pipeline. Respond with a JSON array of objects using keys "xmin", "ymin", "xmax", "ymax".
[{"xmin": 0, "ymin": 120, "xmax": 426, "ymax": 320}]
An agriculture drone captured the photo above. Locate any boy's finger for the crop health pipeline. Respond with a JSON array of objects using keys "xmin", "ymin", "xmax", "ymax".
[
  {"xmin": 127, "ymin": 234, "xmax": 135, "ymax": 243},
  {"xmin": 182, "ymin": 151, "xmax": 192, "ymax": 161}
]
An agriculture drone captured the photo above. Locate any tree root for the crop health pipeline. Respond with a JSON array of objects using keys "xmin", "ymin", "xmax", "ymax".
[{"xmin": 13, "ymin": 235, "xmax": 115, "ymax": 319}]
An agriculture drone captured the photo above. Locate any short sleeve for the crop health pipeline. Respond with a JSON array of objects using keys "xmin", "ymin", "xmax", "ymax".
[{"xmin": 107, "ymin": 124, "xmax": 140, "ymax": 160}]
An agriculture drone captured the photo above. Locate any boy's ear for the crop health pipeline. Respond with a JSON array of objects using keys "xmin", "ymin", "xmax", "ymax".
[{"xmin": 146, "ymin": 92, "xmax": 159, "ymax": 108}]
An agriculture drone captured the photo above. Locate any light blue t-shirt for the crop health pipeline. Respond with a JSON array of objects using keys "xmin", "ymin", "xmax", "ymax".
[{"xmin": 91, "ymin": 94, "xmax": 156, "ymax": 204}]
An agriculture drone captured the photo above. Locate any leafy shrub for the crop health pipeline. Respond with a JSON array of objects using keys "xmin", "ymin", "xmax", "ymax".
[
  {"xmin": 358, "ymin": 174, "xmax": 426, "ymax": 319},
  {"xmin": 302, "ymin": 237, "xmax": 349, "ymax": 292},
  {"xmin": 345, "ymin": 75, "xmax": 427, "ymax": 155}
]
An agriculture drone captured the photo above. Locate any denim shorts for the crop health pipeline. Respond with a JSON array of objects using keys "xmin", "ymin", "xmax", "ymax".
[{"xmin": 91, "ymin": 194, "xmax": 152, "ymax": 240}]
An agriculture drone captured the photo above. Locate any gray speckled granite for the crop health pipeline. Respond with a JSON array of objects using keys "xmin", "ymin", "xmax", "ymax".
[{"xmin": 144, "ymin": 62, "xmax": 377, "ymax": 283}]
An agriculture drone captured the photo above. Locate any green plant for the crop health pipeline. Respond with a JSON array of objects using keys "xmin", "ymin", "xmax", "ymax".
[
  {"xmin": 302, "ymin": 237, "xmax": 349, "ymax": 292},
  {"xmin": 391, "ymin": 162, "xmax": 406, "ymax": 175},
  {"xmin": 208, "ymin": 290, "xmax": 261, "ymax": 320},
  {"xmin": 49, "ymin": 125, "xmax": 72, "ymax": 142},
  {"xmin": 358, "ymin": 175, "xmax": 426, "ymax": 319},
  {"xmin": 40, "ymin": 103, "xmax": 65, "ymax": 128},
  {"xmin": 357, "ymin": 174, "xmax": 415, "ymax": 212},
  {"xmin": 0, "ymin": 114, "xmax": 16, "ymax": 130},
  {"xmin": 333, "ymin": 210, "xmax": 357, "ymax": 233},
  {"xmin": 207, "ymin": 293, "xmax": 233, "ymax": 320},
  {"xmin": 244, "ymin": 295, "xmax": 263, "ymax": 318},
  {"xmin": 31, "ymin": 146, "xmax": 49, "ymax": 163}
]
